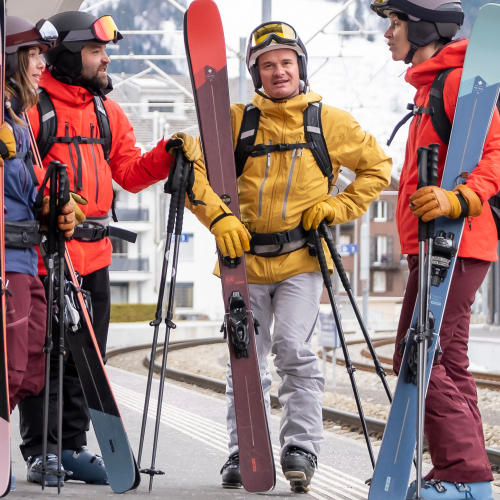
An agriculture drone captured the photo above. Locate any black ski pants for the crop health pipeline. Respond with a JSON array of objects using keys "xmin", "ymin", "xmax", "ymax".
[{"xmin": 18, "ymin": 266, "xmax": 110, "ymax": 460}]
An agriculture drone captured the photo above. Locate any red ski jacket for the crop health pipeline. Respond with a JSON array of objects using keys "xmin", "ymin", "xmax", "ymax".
[
  {"xmin": 397, "ymin": 39, "xmax": 500, "ymax": 261},
  {"xmin": 29, "ymin": 70, "xmax": 172, "ymax": 275}
]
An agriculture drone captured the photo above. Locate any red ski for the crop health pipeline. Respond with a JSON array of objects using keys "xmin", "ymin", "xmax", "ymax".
[{"xmin": 184, "ymin": 0, "xmax": 275, "ymax": 493}]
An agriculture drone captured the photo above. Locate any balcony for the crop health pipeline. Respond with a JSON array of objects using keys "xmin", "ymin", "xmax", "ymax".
[
  {"xmin": 370, "ymin": 255, "xmax": 400, "ymax": 271},
  {"xmin": 114, "ymin": 207, "xmax": 149, "ymax": 221},
  {"xmin": 110, "ymin": 255, "xmax": 149, "ymax": 272}
]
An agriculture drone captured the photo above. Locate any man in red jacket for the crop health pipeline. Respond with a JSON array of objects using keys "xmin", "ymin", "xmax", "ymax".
[
  {"xmin": 18, "ymin": 11, "xmax": 198, "ymax": 486},
  {"xmin": 370, "ymin": 1, "xmax": 500, "ymax": 499}
]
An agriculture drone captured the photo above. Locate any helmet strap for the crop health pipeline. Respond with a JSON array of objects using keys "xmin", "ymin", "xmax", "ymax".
[{"xmin": 404, "ymin": 45, "xmax": 418, "ymax": 65}]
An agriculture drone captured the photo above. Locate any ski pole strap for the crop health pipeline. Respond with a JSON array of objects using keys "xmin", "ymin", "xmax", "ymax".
[
  {"xmin": 4, "ymin": 220, "xmax": 41, "ymax": 248},
  {"xmin": 249, "ymin": 224, "xmax": 309, "ymax": 257},
  {"xmin": 72, "ymin": 217, "xmax": 137, "ymax": 243}
]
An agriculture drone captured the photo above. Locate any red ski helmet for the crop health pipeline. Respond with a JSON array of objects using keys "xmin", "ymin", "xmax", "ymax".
[
  {"xmin": 5, "ymin": 16, "xmax": 58, "ymax": 77},
  {"xmin": 370, "ymin": 0, "xmax": 464, "ymax": 58},
  {"xmin": 246, "ymin": 21, "xmax": 308, "ymax": 89}
]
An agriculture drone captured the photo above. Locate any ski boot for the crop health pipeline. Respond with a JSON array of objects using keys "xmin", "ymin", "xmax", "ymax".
[
  {"xmin": 26, "ymin": 453, "xmax": 67, "ymax": 487},
  {"xmin": 281, "ymin": 446, "xmax": 317, "ymax": 493},
  {"xmin": 406, "ymin": 479, "xmax": 493, "ymax": 499},
  {"xmin": 220, "ymin": 452, "xmax": 242, "ymax": 488},
  {"xmin": 61, "ymin": 447, "xmax": 108, "ymax": 485}
]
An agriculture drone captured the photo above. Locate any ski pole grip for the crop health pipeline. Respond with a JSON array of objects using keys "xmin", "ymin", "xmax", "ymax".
[
  {"xmin": 53, "ymin": 161, "xmax": 70, "ymax": 208},
  {"xmin": 174, "ymin": 158, "xmax": 190, "ymax": 236},
  {"xmin": 319, "ymin": 222, "xmax": 351, "ymax": 291},
  {"xmin": 417, "ymin": 146, "xmax": 429, "ymax": 189},
  {"xmin": 313, "ymin": 229, "xmax": 332, "ymax": 288},
  {"xmin": 166, "ymin": 151, "xmax": 184, "ymax": 234},
  {"xmin": 428, "ymin": 143, "xmax": 440, "ymax": 186}
]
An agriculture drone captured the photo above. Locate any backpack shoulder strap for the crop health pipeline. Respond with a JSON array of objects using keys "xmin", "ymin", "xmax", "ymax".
[
  {"xmin": 93, "ymin": 96, "xmax": 112, "ymax": 162},
  {"xmin": 429, "ymin": 67, "xmax": 457, "ymax": 145},
  {"xmin": 304, "ymin": 101, "xmax": 334, "ymax": 189},
  {"xmin": 36, "ymin": 88, "xmax": 58, "ymax": 160},
  {"xmin": 234, "ymin": 104, "xmax": 260, "ymax": 177}
]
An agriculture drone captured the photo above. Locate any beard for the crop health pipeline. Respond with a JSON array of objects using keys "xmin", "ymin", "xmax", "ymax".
[{"xmin": 80, "ymin": 67, "xmax": 108, "ymax": 90}]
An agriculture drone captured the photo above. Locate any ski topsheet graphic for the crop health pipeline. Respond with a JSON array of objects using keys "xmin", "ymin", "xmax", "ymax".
[
  {"xmin": 184, "ymin": 0, "xmax": 275, "ymax": 493},
  {"xmin": 369, "ymin": 4, "xmax": 500, "ymax": 499}
]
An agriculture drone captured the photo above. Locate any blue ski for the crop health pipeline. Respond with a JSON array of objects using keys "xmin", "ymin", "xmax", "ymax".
[{"xmin": 369, "ymin": 4, "xmax": 500, "ymax": 499}]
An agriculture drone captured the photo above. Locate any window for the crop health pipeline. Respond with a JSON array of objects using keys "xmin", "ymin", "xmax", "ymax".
[
  {"xmin": 374, "ymin": 235, "xmax": 388, "ymax": 264},
  {"xmin": 373, "ymin": 200, "xmax": 388, "ymax": 222},
  {"xmin": 111, "ymin": 236, "xmax": 127, "ymax": 257},
  {"xmin": 372, "ymin": 271, "xmax": 387, "ymax": 293},
  {"xmin": 172, "ymin": 282, "xmax": 193, "ymax": 308},
  {"xmin": 148, "ymin": 100, "xmax": 175, "ymax": 113},
  {"xmin": 111, "ymin": 283, "xmax": 129, "ymax": 303}
]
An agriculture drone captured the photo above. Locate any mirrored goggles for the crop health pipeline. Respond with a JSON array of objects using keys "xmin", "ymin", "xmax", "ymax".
[
  {"xmin": 6, "ymin": 19, "xmax": 58, "ymax": 50},
  {"xmin": 35, "ymin": 19, "xmax": 58, "ymax": 44},
  {"xmin": 250, "ymin": 22, "xmax": 298, "ymax": 50},
  {"xmin": 64, "ymin": 15, "xmax": 123, "ymax": 44},
  {"xmin": 92, "ymin": 15, "xmax": 122, "ymax": 43}
]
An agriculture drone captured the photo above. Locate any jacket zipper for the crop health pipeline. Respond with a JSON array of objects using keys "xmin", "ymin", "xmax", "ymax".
[
  {"xmin": 90, "ymin": 124, "xmax": 99, "ymax": 204},
  {"xmin": 282, "ymin": 146, "xmax": 300, "ymax": 220},
  {"xmin": 66, "ymin": 122, "xmax": 78, "ymax": 191},
  {"xmin": 258, "ymin": 140, "xmax": 272, "ymax": 218}
]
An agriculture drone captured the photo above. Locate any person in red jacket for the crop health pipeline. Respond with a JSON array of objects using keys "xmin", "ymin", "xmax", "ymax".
[
  {"xmin": 370, "ymin": 1, "xmax": 500, "ymax": 499},
  {"xmin": 17, "ymin": 11, "xmax": 197, "ymax": 487}
]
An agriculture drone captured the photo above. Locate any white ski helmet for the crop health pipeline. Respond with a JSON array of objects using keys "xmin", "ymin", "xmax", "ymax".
[
  {"xmin": 246, "ymin": 21, "xmax": 308, "ymax": 89},
  {"xmin": 370, "ymin": 0, "xmax": 464, "ymax": 62}
]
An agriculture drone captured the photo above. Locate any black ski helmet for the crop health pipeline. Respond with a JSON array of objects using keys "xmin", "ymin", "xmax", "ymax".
[
  {"xmin": 246, "ymin": 21, "xmax": 308, "ymax": 90},
  {"xmin": 370, "ymin": 0, "xmax": 464, "ymax": 62},
  {"xmin": 45, "ymin": 11, "xmax": 122, "ymax": 79},
  {"xmin": 5, "ymin": 16, "xmax": 58, "ymax": 77}
]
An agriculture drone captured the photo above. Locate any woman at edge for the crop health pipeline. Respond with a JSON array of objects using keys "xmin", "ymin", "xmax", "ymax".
[
  {"xmin": 2, "ymin": 16, "xmax": 76, "ymax": 489},
  {"xmin": 370, "ymin": 1, "xmax": 500, "ymax": 499}
]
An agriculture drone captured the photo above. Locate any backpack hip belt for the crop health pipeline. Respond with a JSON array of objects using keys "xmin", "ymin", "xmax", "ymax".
[{"xmin": 249, "ymin": 224, "xmax": 309, "ymax": 257}]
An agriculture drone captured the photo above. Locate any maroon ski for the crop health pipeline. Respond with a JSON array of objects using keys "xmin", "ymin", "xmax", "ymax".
[{"xmin": 184, "ymin": 0, "xmax": 275, "ymax": 492}]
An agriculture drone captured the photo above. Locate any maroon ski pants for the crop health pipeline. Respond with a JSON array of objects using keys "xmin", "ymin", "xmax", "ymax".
[
  {"xmin": 5, "ymin": 273, "xmax": 46, "ymax": 411},
  {"xmin": 393, "ymin": 255, "xmax": 493, "ymax": 483}
]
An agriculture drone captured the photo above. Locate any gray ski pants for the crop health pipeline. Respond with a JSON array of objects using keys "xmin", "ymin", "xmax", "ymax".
[{"xmin": 225, "ymin": 271, "xmax": 324, "ymax": 460}]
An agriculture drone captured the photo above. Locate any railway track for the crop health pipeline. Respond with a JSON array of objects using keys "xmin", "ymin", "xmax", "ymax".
[{"xmin": 107, "ymin": 336, "xmax": 500, "ymax": 469}]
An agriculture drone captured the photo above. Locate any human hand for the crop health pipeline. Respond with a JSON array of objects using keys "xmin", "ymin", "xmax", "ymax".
[
  {"xmin": 302, "ymin": 200, "xmax": 335, "ymax": 230},
  {"xmin": 210, "ymin": 215, "xmax": 251, "ymax": 258},
  {"xmin": 166, "ymin": 132, "xmax": 202, "ymax": 163},
  {"xmin": 0, "ymin": 122, "xmax": 16, "ymax": 160}
]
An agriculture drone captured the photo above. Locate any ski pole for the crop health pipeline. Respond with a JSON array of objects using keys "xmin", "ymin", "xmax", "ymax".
[
  {"xmin": 138, "ymin": 148, "xmax": 190, "ymax": 491},
  {"xmin": 312, "ymin": 228, "xmax": 376, "ymax": 468},
  {"xmin": 415, "ymin": 143, "xmax": 439, "ymax": 499},
  {"xmin": 318, "ymin": 221, "xmax": 392, "ymax": 403},
  {"xmin": 55, "ymin": 161, "xmax": 70, "ymax": 493},
  {"xmin": 40, "ymin": 164, "xmax": 58, "ymax": 490}
]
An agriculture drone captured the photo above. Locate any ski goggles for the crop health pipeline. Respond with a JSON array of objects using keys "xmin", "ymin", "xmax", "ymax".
[
  {"xmin": 250, "ymin": 22, "xmax": 299, "ymax": 51},
  {"xmin": 64, "ymin": 15, "xmax": 123, "ymax": 44},
  {"xmin": 6, "ymin": 19, "xmax": 58, "ymax": 52}
]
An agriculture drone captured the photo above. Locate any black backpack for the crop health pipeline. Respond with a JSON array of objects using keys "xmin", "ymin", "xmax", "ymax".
[
  {"xmin": 36, "ymin": 88, "xmax": 112, "ymax": 162},
  {"xmin": 429, "ymin": 68, "xmax": 500, "ymax": 237},
  {"xmin": 234, "ymin": 101, "xmax": 335, "ymax": 190}
]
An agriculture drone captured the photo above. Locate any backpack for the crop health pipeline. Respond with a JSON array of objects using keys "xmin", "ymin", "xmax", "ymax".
[
  {"xmin": 429, "ymin": 68, "xmax": 500, "ymax": 237},
  {"xmin": 36, "ymin": 88, "xmax": 112, "ymax": 162},
  {"xmin": 234, "ymin": 101, "xmax": 334, "ymax": 190}
]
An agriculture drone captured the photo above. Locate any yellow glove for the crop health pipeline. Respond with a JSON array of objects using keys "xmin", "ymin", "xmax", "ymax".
[
  {"xmin": 210, "ymin": 215, "xmax": 251, "ymax": 259},
  {"xmin": 302, "ymin": 200, "xmax": 336, "ymax": 230},
  {"xmin": 58, "ymin": 201, "xmax": 76, "ymax": 239},
  {"xmin": 409, "ymin": 184, "xmax": 482, "ymax": 222},
  {"xmin": 69, "ymin": 192, "xmax": 87, "ymax": 225},
  {"xmin": 0, "ymin": 122, "xmax": 16, "ymax": 160},
  {"xmin": 167, "ymin": 132, "xmax": 202, "ymax": 163}
]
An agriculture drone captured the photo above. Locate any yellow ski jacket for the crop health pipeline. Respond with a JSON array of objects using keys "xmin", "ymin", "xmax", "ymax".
[{"xmin": 188, "ymin": 90, "xmax": 392, "ymax": 284}]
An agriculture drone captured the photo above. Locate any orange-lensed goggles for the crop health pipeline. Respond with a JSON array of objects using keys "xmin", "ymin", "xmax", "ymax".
[
  {"xmin": 251, "ymin": 22, "xmax": 298, "ymax": 49},
  {"xmin": 92, "ymin": 15, "xmax": 122, "ymax": 43}
]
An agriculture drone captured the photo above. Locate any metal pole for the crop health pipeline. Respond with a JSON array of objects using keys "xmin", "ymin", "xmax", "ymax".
[
  {"xmin": 239, "ymin": 37, "xmax": 247, "ymax": 102},
  {"xmin": 261, "ymin": 0, "xmax": 272, "ymax": 22},
  {"xmin": 360, "ymin": 208, "xmax": 370, "ymax": 325}
]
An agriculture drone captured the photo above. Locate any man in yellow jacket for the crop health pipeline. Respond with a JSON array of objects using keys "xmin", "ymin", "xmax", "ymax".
[{"xmin": 184, "ymin": 21, "xmax": 392, "ymax": 493}]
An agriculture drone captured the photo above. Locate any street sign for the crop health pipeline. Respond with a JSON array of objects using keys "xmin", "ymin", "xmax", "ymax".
[{"xmin": 337, "ymin": 243, "xmax": 358, "ymax": 256}]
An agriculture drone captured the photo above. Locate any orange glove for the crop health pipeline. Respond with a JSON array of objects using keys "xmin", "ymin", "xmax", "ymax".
[
  {"xmin": 210, "ymin": 215, "xmax": 251, "ymax": 258},
  {"xmin": 302, "ymin": 199, "xmax": 336, "ymax": 230},
  {"xmin": 409, "ymin": 184, "xmax": 482, "ymax": 222}
]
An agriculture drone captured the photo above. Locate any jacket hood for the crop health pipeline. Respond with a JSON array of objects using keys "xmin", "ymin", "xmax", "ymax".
[
  {"xmin": 39, "ymin": 68, "xmax": 111, "ymax": 104},
  {"xmin": 405, "ymin": 39, "xmax": 467, "ymax": 89}
]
